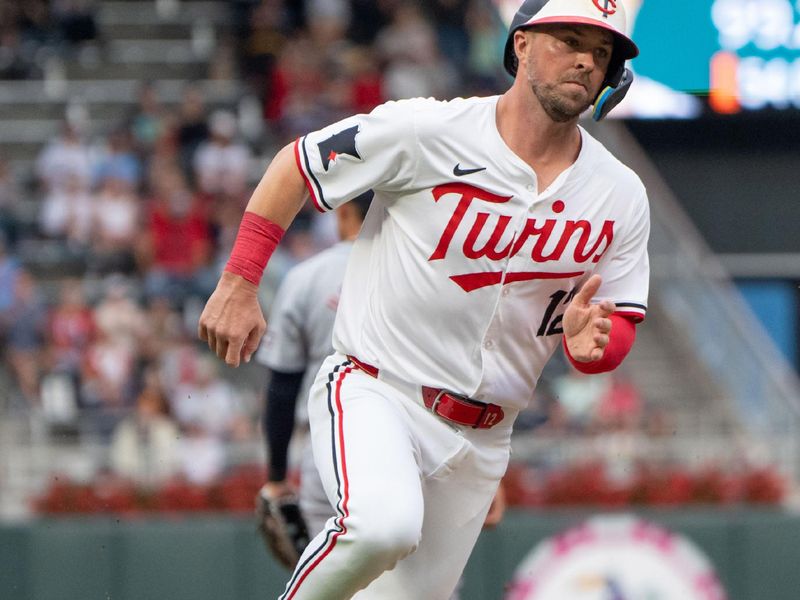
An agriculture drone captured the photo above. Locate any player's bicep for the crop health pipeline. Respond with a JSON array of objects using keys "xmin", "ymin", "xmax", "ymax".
[{"xmin": 295, "ymin": 101, "xmax": 418, "ymax": 212}]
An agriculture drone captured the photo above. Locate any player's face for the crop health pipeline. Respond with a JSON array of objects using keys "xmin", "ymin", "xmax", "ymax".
[{"xmin": 520, "ymin": 24, "xmax": 614, "ymax": 122}]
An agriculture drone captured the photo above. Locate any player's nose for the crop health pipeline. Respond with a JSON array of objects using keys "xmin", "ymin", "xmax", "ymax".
[{"xmin": 574, "ymin": 50, "xmax": 597, "ymax": 72}]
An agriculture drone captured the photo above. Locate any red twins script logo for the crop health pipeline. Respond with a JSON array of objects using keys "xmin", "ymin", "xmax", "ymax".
[
  {"xmin": 592, "ymin": 0, "xmax": 617, "ymax": 17},
  {"xmin": 428, "ymin": 183, "xmax": 614, "ymax": 292}
]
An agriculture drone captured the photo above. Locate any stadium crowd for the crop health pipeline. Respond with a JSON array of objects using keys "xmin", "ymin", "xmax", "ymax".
[{"xmin": 0, "ymin": 0, "xmax": 664, "ymax": 493}]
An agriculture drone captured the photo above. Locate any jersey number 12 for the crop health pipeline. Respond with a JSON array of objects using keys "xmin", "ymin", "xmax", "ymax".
[{"xmin": 536, "ymin": 288, "xmax": 577, "ymax": 337}]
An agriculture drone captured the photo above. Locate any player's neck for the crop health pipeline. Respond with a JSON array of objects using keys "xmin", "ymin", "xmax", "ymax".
[{"xmin": 496, "ymin": 86, "xmax": 582, "ymax": 169}]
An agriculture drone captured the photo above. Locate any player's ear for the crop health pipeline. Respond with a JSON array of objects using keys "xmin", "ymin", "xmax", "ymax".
[{"xmin": 513, "ymin": 30, "xmax": 531, "ymax": 73}]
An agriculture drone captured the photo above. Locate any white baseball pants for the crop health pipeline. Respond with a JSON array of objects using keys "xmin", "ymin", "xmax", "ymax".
[{"xmin": 279, "ymin": 353, "xmax": 514, "ymax": 600}]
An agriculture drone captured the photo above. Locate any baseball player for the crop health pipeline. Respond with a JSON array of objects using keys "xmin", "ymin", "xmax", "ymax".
[{"xmin": 199, "ymin": 1, "xmax": 649, "ymax": 598}]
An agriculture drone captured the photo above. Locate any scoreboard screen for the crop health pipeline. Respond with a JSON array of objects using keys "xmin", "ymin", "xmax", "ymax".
[{"xmin": 494, "ymin": 0, "xmax": 800, "ymax": 118}]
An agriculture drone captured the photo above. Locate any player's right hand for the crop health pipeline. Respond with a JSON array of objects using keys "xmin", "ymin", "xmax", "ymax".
[{"xmin": 198, "ymin": 271, "xmax": 266, "ymax": 367}]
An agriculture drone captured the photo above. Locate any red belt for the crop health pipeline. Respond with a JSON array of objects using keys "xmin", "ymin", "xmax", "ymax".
[{"xmin": 347, "ymin": 356, "xmax": 505, "ymax": 429}]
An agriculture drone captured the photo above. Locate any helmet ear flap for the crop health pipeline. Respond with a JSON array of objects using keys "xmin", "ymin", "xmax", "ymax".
[{"xmin": 592, "ymin": 67, "xmax": 634, "ymax": 121}]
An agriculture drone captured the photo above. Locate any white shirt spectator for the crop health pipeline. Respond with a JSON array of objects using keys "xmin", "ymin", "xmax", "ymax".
[
  {"xmin": 170, "ymin": 355, "xmax": 250, "ymax": 439},
  {"xmin": 193, "ymin": 110, "xmax": 251, "ymax": 197},
  {"xmin": 36, "ymin": 130, "xmax": 92, "ymax": 193}
]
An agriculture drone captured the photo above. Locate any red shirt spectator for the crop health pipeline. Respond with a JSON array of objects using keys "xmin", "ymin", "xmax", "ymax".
[{"xmin": 143, "ymin": 170, "xmax": 212, "ymax": 276}]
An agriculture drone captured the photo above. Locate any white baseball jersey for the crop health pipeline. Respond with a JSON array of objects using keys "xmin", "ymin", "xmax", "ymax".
[
  {"xmin": 294, "ymin": 95, "xmax": 649, "ymax": 411},
  {"xmin": 256, "ymin": 241, "xmax": 352, "ymax": 403}
]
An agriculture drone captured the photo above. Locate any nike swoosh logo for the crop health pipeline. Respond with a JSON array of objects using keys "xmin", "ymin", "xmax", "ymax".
[{"xmin": 453, "ymin": 163, "xmax": 487, "ymax": 177}]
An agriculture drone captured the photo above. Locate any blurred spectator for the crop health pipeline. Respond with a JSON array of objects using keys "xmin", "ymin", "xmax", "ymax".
[
  {"xmin": 36, "ymin": 120, "xmax": 92, "ymax": 194},
  {"xmin": 376, "ymin": 2, "xmax": 458, "ymax": 100},
  {"xmin": 428, "ymin": 0, "xmax": 471, "ymax": 72},
  {"xmin": 0, "ymin": 159, "xmax": 20, "ymax": 245},
  {"xmin": 193, "ymin": 110, "xmax": 252, "ymax": 198},
  {"xmin": 175, "ymin": 84, "xmax": 210, "ymax": 182},
  {"xmin": 1, "ymin": 271, "xmax": 47, "ymax": 406},
  {"xmin": 169, "ymin": 354, "xmax": 252, "ymax": 441},
  {"xmin": 92, "ymin": 126, "xmax": 142, "ymax": 191},
  {"xmin": 207, "ymin": 36, "xmax": 239, "ymax": 82},
  {"xmin": 241, "ymin": 0, "xmax": 287, "ymax": 90},
  {"xmin": 158, "ymin": 338, "xmax": 201, "ymax": 396},
  {"xmin": 0, "ymin": 27, "xmax": 33, "ymax": 80},
  {"xmin": 129, "ymin": 82, "xmax": 167, "ymax": 159},
  {"xmin": 79, "ymin": 324, "xmax": 137, "ymax": 436},
  {"xmin": 51, "ymin": 0, "xmax": 98, "ymax": 46},
  {"xmin": 306, "ymin": 0, "xmax": 351, "ymax": 46},
  {"xmin": 139, "ymin": 295, "xmax": 185, "ymax": 362},
  {"xmin": 465, "ymin": 1, "xmax": 507, "ymax": 90},
  {"xmin": 284, "ymin": 0, "xmax": 307, "ymax": 31},
  {"xmin": 348, "ymin": 0, "xmax": 393, "ymax": 45},
  {"xmin": 0, "ymin": 0, "xmax": 50, "ymax": 78},
  {"xmin": 110, "ymin": 368, "xmax": 181, "ymax": 486},
  {"xmin": 93, "ymin": 275, "xmax": 147, "ymax": 348},
  {"xmin": 38, "ymin": 172, "xmax": 93, "ymax": 244},
  {"xmin": 345, "ymin": 46, "xmax": 384, "ymax": 114},
  {"xmin": 263, "ymin": 35, "xmax": 326, "ymax": 134},
  {"xmin": 15, "ymin": 1, "xmax": 51, "ymax": 46},
  {"xmin": 89, "ymin": 175, "xmax": 140, "ymax": 273},
  {"xmin": 0, "ymin": 232, "xmax": 20, "ymax": 316},
  {"xmin": 138, "ymin": 168, "xmax": 215, "ymax": 305},
  {"xmin": 46, "ymin": 278, "xmax": 96, "ymax": 379}
]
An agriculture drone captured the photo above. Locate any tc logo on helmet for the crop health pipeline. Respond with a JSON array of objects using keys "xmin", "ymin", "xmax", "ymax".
[{"xmin": 592, "ymin": 0, "xmax": 617, "ymax": 18}]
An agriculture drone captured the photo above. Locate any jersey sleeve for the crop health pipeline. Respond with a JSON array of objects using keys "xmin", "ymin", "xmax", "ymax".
[
  {"xmin": 594, "ymin": 187, "xmax": 650, "ymax": 323},
  {"xmin": 256, "ymin": 269, "xmax": 308, "ymax": 372},
  {"xmin": 293, "ymin": 100, "xmax": 419, "ymax": 212}
]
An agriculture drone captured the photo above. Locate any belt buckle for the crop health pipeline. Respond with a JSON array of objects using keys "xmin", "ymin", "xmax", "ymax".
[{"xmin": 430, "ymin": 389, "xmax": 448, "ymax": 416}]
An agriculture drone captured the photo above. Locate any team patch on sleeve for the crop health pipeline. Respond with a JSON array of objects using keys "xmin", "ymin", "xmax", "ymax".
[
  {"xmin": 317, "ymin": 125, "xmax": 362, "ymax": 171},
  {"xmin": 294, "ymin": 126, "xmax": 364, "ymax": 213}
]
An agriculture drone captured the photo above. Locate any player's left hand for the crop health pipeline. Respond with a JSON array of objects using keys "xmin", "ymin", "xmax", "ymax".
[
  {"xmin": 483, "ymin": 482, "xmax": 506, "ymax": 529},
  {"xmin": 562, "ymin": 274, "xmax": 615, "ymax": 362}
]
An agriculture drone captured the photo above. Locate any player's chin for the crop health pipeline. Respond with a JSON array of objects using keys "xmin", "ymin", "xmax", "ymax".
[
  {"xmin": 561, "ymin": 91, "xmax": 592, "ymax": 112},
  {"xmin": 548, "ymin": 93, "xmax": 592, "ymax": 121}
]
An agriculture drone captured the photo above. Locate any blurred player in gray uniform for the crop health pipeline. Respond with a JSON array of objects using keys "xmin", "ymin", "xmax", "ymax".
[{"xmin": 256, "ymin": 192, "xmax": 373, "ymax": 548}]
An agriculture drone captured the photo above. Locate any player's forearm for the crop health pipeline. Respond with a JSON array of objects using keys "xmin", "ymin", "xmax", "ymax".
[
  {"xmin": 244, "ymin": 142, "xmax": 308, "ymax": 229},
  {"xmin": 223, "ymin": 143, "xmax": 308, "ymax": 286}
]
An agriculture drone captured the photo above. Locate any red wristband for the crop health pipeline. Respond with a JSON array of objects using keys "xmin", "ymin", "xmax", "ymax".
[
  {"xmin": 564, "ymin": 314, "xmax": 636, "ymax": 374},
  {"xmin": 224, "ymin": 212, "xmax": 285, "ymax": 286}
]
